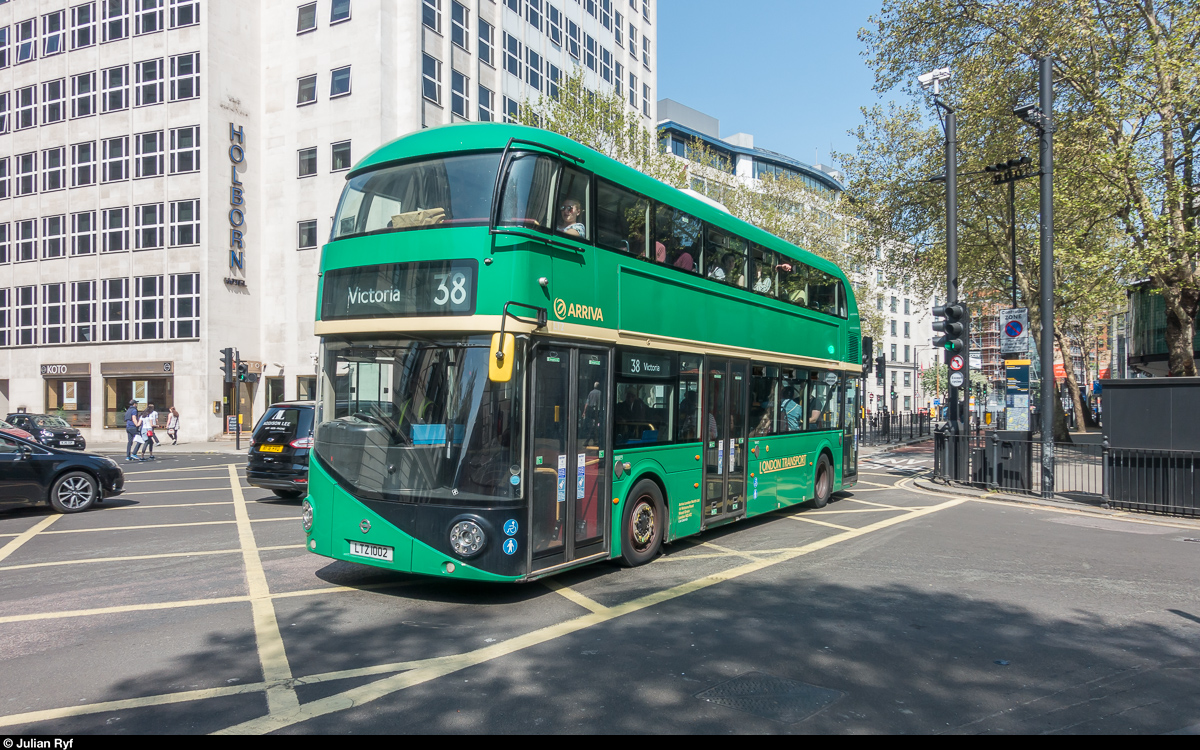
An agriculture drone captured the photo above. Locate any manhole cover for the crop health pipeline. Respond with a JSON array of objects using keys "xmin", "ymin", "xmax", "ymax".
[{"xmin": 695, "ymin": 671, "xmax": 843, "ymax": 724}]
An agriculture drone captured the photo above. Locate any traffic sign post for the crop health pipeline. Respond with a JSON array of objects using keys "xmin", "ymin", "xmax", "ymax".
[{"xmin": 1000, "ymin": 308, "xmax": 1030, "ymax": 355}]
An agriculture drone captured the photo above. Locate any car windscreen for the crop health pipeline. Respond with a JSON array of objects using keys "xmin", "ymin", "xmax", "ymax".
[
  {"xmin": 253, "ymin": 408, "xmax": 313, "ymax": 442},
  {"xmin": 34, "ymin": 416, "xmax": 71, "ymax": 429}
]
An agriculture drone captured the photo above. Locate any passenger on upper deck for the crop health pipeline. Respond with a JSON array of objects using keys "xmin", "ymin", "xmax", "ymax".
[{"xmin": 557, "ymin": 198, "xmax": 586, "ymax": 238}]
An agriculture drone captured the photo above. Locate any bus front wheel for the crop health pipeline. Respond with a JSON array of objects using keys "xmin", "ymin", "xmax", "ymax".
[
  {"xmin": 619, "ymin": 480, "xmax": 665, "ymax": 567},
  {"xmin": 810, "ymin": 454, "xmax": 833, "ymax": 509}
]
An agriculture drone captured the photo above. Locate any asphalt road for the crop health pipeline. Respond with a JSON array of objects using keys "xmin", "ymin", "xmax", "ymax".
[{"xmin": 2, "ymin": 448, "xmax": 1199, "ymax": 735}]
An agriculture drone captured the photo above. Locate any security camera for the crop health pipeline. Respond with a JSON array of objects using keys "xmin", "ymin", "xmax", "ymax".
[{"xmin": 917, "ymin": 68, "xmax": 952, "ymax": 94}]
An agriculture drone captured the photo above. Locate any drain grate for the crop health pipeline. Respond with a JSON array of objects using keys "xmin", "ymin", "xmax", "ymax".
[{"xmin": 695, "ymin": 671, "xmax": 843, "ymax": 724}]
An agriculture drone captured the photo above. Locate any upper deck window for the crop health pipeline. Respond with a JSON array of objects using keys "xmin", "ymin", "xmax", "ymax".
[
  {"xmin": 332, "ymin": 153, "xmax": 501, "ymax": 240},
  {"xmin": 497, "ymin": 152, "xmax": 591, "ymax": 242}
]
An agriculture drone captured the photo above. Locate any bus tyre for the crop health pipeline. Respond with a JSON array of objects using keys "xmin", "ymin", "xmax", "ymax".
[
  {"xmin": 810, "ymin": 454, "xmax": 833, "ymax": 509},
  {"xmin": 619, "ymin": 480, "xmax": 665, "ymax": 568},
  {"xmin": 49, "ymin": 471, "xmax": 98, "ymax": 513}
]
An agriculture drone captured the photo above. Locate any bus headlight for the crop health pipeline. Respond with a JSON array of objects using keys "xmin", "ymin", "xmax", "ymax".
[
  {"xmin": 301, "ymin": 499, "xmax": 314, "ymax": 533},
  {"xmin": 449, "ymin": 520, "xmax": 486, "ymax": 558}
]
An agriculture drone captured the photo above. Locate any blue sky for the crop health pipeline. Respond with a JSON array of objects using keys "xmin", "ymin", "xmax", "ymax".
[{"xmin": 657, "ymin": 0, "xmax": 885, "ymax": 169}]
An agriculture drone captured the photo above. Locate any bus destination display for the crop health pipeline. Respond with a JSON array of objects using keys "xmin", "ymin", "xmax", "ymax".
[
  {"xmin": 621, "ymin": 351, "xmax": 674, "ymax": 378},
  {"xmin": 321, "ymin": 259, "xmax": 478, "ymax": 319}
]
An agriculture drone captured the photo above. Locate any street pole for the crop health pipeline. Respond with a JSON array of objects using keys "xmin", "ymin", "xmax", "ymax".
[
  {"xmin": 944, "ymin": 108, "xmax": 969, "ymax": 480},
  {"xmin": 1038, "ymin": 57, "xmax": 1055, "ymax": 497},
  {"xmin": 1009, "ymin": 179, "xmax": 1018, "ymax": 308},
  {"xmin": 234, "ymin": 349, "xmax": 242, "ymax": 452}
]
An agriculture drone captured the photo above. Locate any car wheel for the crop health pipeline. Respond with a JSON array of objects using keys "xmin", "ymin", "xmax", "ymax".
[
  {"xmin": 619, "ymin": 479, "xmax": 666, "ymax": 568},
  {"xmin": 272, "ymin": 489, "xmax": 303, "ymax": 500},
  {"xmin": 810, "ymin": 454, "xmax": 833, "ymax": 509},
  {"xmin": 49, "ymin": 471, "xmax": 98, "ymax": 513}
]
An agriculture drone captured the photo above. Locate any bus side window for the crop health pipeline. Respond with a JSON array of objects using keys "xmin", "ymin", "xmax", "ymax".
[
  {"xmin": 596, "ymin": 180, "xmax": 649, "ymax": 257},
  {"xmin": 654, "ymin": 204, "xmax": 701, "ymax": 273},
  {"xmin": 498, "ymin": 153, "xmax": 558, "ymax": 231},
  {"xmin": 779, "ymin": 367, "xmax": 806, "ymax": 433},
  {"xmin": 554, "ymin": 165, "xmax": 591, "ymax": 241},
  {"xmin": 750, "ymin": 363, "xmax": 778, "ymax": 436},
  {"xmin": 751, "ymin": 245, "xmax": 777, "ymax": 295},
  {"xmin": 704, "ymin": 225, "xmax": 747, "ymax": 288},
  {"xmin": 677, "ymin": 355, "xmax": 702, "ymax": 441}
]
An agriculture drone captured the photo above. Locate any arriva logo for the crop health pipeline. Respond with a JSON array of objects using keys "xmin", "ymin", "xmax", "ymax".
[{"xmin": 553, "ymin": 297, "xmax": 604, "ymax": 322}]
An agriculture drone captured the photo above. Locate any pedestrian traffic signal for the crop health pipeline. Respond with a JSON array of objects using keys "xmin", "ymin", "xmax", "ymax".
[
  {"xmin": 237, "ymin": 361, "xmax": 249, "ymax": 381},
  {"xmin": 932, "ymin": 302, "xmax": 969, "ymax": 355},
  {"xmin": 219, "ymin": 347, "xmax": 234, "ymax": 383},
  {"xmin": 875, "ymin": 355, "xmax": 886, "ymax": 386}
]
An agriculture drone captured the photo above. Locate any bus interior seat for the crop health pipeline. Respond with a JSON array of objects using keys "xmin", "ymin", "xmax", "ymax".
[{"xmin": 640, "ymin": 429, "xmax": 658, "ymax": 442}]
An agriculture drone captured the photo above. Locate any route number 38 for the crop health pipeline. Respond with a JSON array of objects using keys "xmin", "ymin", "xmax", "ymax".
[{"xmin": 433, "ymin": 272, "xmax": 468, "ymax": 306}]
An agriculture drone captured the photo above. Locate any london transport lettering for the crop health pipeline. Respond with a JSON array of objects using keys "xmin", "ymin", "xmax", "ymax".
[
  {"xmin": 229, "ymin": 123, "xmax": 247, "ymax": 271},
  {"xmin": 758, "ymin": 454, "xmax": 808, "ymax": 474}
]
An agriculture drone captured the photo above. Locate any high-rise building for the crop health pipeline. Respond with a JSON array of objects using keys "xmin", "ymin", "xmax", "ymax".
[{"xmin": 0, "ymin": 0, "xmax": 655, "ymax": 443}]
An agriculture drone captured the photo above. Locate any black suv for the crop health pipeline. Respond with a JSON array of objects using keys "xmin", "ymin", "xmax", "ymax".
[
  {"xmin": 5, "ymin": 413, "xmax": 87, "ymax": 450},
  {"xmin": 247, "ymin": 401, "xmax": 314, "ymax": 499}
]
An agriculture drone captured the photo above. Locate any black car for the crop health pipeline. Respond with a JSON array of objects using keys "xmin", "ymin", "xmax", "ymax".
[
  {"xmin": 5, "ymin": 413, "xmax": 87, "ymax": 450},
  {"xmin": 247, "ymin": 401, "xmax": 314, "ymax": 499},
  {"xmin": 0, "ymin": 432, "xmax": 124, "ymax": 513}
]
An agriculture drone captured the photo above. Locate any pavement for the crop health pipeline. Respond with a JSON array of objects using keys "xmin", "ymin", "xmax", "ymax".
[
  {"xmin": 85, "ymin": 439, "xmax": 250, "ymax": 456},
  {"xmin": 2, "ymin": 450, "xmax": 1199, "ymax": 734}
]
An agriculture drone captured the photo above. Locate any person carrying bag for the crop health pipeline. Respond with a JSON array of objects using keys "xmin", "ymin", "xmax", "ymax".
[{"xmin": 167, "ymin": 407, "xmax": 180, "ymax": 445}]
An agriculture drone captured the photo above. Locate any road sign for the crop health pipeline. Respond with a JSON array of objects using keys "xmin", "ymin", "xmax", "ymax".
[
  {"xmin": 949, "ymin": 354, "xmax": 965, "ymax": 371},
  {"xmin": 1000, "ymin": 308, "xmax": 1030, "ymax": 354},
  {"xmin": 949, "ymin": 371, "xmax": 965, "ymax": 388}
]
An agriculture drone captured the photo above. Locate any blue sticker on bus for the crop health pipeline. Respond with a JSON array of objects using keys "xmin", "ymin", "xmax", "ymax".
[
  {"xmin": 504, "ymin": 519, "xmax": 518, "ymax": 536},
  {"xmin": 502, "ymin": 538, "xmax": 518, "ymax": 555},
  {"xmin": 510, "ymin": 474, "xmax": 520, "ymax": 485}
]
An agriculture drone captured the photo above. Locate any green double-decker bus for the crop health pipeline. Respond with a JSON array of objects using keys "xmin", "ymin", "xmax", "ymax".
[{"xmin": 302, "ymin": 123, "xmax": 863, "ymax": 582}]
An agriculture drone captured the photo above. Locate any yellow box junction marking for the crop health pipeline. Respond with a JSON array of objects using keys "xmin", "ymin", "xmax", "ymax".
[{"xmin": 0, "ymin": 515, "xmax": 60, "ymax": 564}]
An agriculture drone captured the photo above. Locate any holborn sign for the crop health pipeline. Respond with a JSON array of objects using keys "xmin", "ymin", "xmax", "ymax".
[{"xmin": 229, "ymin": 123, "xmax": 246, "ymax": 271}]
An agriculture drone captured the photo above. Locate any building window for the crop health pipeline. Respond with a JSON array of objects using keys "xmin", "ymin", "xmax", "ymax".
[
  {"xmin": 169, "ymin": 199, "xmax": 199, "ymax": 246},
  {"xmin": 548, "ymin": 4, "xmax": 562, "ymax": 45},
  {"xmin": 134, "ymin": 203, "xmax": 164, "ymax": 249},
  {"xmin": 629, "ymin": 23, "xmax": 637, "ymax": 54},
  {"xmin": 0, "ymin": 157, "xmax": 8, "ymax": 199},
  {"xmin": 331, "ymin": 141, "xmax": 351, "ymax": 172},
  {"xmin": 890, "ymin": 319, "xmax": 897, "ymax": 336},
  {"xmin": 643, "ymin": 0, "xmax": 650, "ymax": 21},
  {"xmin": 297, "ymin": 74, "xmax": 317, "ymax": 105},
  {"xmin": 16, "ymin": 86, "xmax": 36, "ymax": 130},
  {"xmin": 330, "ymin": 0, "xmax": 351, "ymax": 24},
  {"xmin": 642, "ymin": 82, "xmax": 650, "ymax": 117},
  {"xmin": 16, "ymin": 219, "xmax": 37, "ymax": 262},
  {"xmin": 642, "ymin": 34, "xmax": 650, "ymax": 68},
  {"xmin": 297, "ymin": 2, "xmax": 317, "ymax": 33},
  {"xmin": 451, "ymin": 2, "xmax": 468, "ymax": 49},
  {"xmin": 72, "ymin": 211, "xmax": 97, "ymax": 255},
  {"xmin": 450, "ymin": 71, "xmax": 469, "ymax": 118},
  {"xmin": 584, "ymin": 34, "xmax": 596, "ymax": 71},
  {"xmin": 904, "ymin": 346, "xmax": 911, "ymax": 363},
  {"xmin": 0, "ymin": 223, "xmax": 7, "ymax": 263},
  {"xmin": 169, "ymin": 0, "xmax": 198, "ymax": 28},
  {"xmin": 890, "ymin": 343, "xmax": 897, "ymax": 361},
  {"xmin": 42, "ymin": 148, "xmax": 67, "ymax": 192},
  {"xmin": 527, "ymin": 0, "xmax": 542, "ymax": 30},
  {"xmin": 0, "ymin": 27, "xmax": 7, "ymax": 70},
  {"xmin": 904, "ymin": 321, "xmax": 910, "ymax": 338},
  {"xmin": 16, "ymin": 152, "xmax": 36, "ymax": 197},
  {"xmin": 135, "ymin": 131, "xmax": 164, "ymax": 178},
  {"xmin": 298, "ymin": 147, "xmax": 317, "ymax": 177},
  {"xmin": 102, "ymin": 0, "xmax": 130, "ymax": 43},
  {"xmin": 43, "ymin": 216, "xmax": 67, "ymax": 259},
  {"xmin": 614, "ymin": 61, "xmax": 623, "ymax": 98},
  {"xmin": 43, "ymin": 11, "xmax": 67, "ymax": 56},
  {"xmin": 478, "ymin": 18, "xmax": 493, "ymax": 66},
  {"xmin": 422, "ymin": 54, "xmax": 441, "ymax": 104},
  {"xmin": 0, "ymin": 288, "xmax": 9, "ymax": 347},
  {"xmin": 169, "ymin": 273, "xmax": 199, "ymax": 338},
  {"xmin": 101, "ymin": 277, "xmax": 129, "ymax": 342},
  {"xmin": 600, "ymin": 0, "xmax": 612, "ymax": 29},
  {"xmin": 478, "ymin": 86, "xmax": 494, "ymax": 122},
  {"xmin": 504, "ymin": 96, "xmax": 519, "ymax": 123},
  {"xmin": 423, "ymin": 0, "xmax": 441, "ymax": 33},
  {"xmin": 133, "ymin": 275, "xmax": 164, "ymax": 340},
  {"xmin": 102, "ymin": 136, "xmax": 129, "ymax": 182},
  {"xmin": 628, "ymin": 72, "xmax": 636, "ymax": 108},
  {"xmin": 0, "ymin": 92, "xmax": 8, "ymax": 134},
  {"xmin": 890, "ymin": 296, "xmax": 897, "ymax": 312},
  {"xmin": 16, "ymin": 19, "xmax": 36, "ymax": 64},
  {"xmin": 584, "ymin": 0, "xmax": 596, "ymax": 16},
  {"xmin": 135, "ymin": 58, "xmax": 164, "ymax": 106},
  {"xmin": 42, "ymin": 79, "xmax": 66, "ymax": 123},
  {"xmin": 102, "ymin": 206, "xmax": 129, "ymax": 252},
  {"xmin": 904, "ymin": 396, "xmax": 911, "ymax": 411},
  {"xmin": 548, "ymin": 64, "xmax": 561, "ymax": 99},
  {"xmin": 904, "ymin": 298, "xmax": 911, "ymax": 314},
  {"xmin": 16, "ymin": 286, "xmax": 37, "ymax": 346},
  {"xmin": 169, "ymin": 126, "xmax": 199, "ymax": 173},
  {"xmin": 102, "ymin": 64, "xmax": 129, "ymax": 112},
  {"xmin": 71, "ymin": 280, "xmax": 97, "ymax": 343},
  {"xmin": 600, "ymin": 47, "xmax": 612, "ymax": 84},
  {"xmin": 134, "ymin": 0, "xmax": 163, "ymax": 35},
  {"xmin": 42, "ymin": 283, "xmax": 67, "ymax": 344},
  {"xmin": 567, "ymin": 21, "xmax": 580, "ymax": 60},
  {"xmin": 503, "ymin": 33, "xmax": 521, "ymax": 77},
  {"xmin": 330, "ymin": 65, "xmax": 351, "ymax": 98},
  {"xmin": 72, "ymin": 3, "xmax": 98, "ymax": 49},
  {"xmin": 169, "ymin": 52, "xmax": 199, "ymax": 100},
  {"xmin": 297, "ymin": 220, "xmax": 318, "ymax": 250},
  {"xmin": 72, "ymin": 72, "xmax": 97, "ymax": 117},
  {"xmin": 527, "ymin": 49, "xmax": 542, "ymax": 91},
  {"xmin": 614, "ymin": 10, "xmax": 623, "ymax": 46}
]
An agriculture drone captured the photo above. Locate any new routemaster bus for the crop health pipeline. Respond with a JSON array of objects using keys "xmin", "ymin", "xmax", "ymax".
[{"xmin": 302, "ymin": 123, "xmax": 864, "ymax": 582}]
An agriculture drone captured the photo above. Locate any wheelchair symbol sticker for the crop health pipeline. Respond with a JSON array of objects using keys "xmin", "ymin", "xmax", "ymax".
[{"xmin": 503, "ymin": 519, "xmax": 518, "ymax": 536}]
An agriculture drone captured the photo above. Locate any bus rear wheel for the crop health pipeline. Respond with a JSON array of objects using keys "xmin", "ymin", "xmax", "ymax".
[
  {"xmin": 810, "ymin": 454, "xmax": 833, "ymax": 509},
  {"xmin": 619, "ymin": 480, "xmax": 665, "ymax": 567}
]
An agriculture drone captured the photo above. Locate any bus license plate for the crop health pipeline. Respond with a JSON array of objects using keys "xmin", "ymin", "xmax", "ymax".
[
  {"xmin": 259, "ymin": 444, "xmax": 284, "ymax": 452},
  {"xmin": 348, "ymin": 540, "xmax": 393, "ymax": 562}
]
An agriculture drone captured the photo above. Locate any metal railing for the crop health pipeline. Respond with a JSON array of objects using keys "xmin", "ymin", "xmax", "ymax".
[
  {"xmin": 861, "ymin": 412, "xmax": 932, "ymax": 445},
  {"xmin": 933, "ymin": 431, "xmax": 1200, "ymax": 518}
]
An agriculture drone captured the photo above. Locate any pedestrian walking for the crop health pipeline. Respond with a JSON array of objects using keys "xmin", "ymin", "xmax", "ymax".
[
  {"xmin": 136, "ymin": 407, "xmax": 156, "ymax": 460},
  {"xmin": 167, "ymin": 407, "xmax": 180, "ymax": 445},
  {"xmin": 124, "ymin": 400, "xmax": 142, "ymax": 461},
  {"xmin": 145, "ymin": 403, "xmax": 161, "ymax": 446}
]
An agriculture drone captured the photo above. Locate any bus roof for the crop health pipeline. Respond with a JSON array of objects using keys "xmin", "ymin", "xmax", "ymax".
[{"xmin": 349, "ymin": 123, "xmax": 856, "ymax": 304}]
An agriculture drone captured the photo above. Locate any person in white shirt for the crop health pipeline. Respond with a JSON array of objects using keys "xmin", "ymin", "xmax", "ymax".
[{"xmin": 167, "ymin": 407, "xmax": 180, "ymax": 445}]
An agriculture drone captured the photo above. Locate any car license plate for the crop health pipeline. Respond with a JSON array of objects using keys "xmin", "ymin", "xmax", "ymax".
[
  {"xmin": 348, "ymin": 540, "xmax": 393, "ymax": 562},
  {"xmin": 259, "ymin": 444, "xmax": 284, "ymax": 452},
  {"xmin": 60, "ymin": 441, "xmax": 74, "ymax": 446}
]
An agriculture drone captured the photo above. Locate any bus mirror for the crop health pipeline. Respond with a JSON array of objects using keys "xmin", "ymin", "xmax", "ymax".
[{"xmin": 489, "ymin": 333, "xmax": 516, "ymax": 383}]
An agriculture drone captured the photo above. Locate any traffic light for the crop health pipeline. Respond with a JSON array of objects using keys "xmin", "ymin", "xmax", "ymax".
[
  {"xmin": 875, "ymin": 355, "xmax": 886, "ymax": 386},
  {"xmin": 237, "ymin": 361, "xmax": 249, "ymax": 381},
  {"xmin": 932, "ymin": 302, "xmax": 969, "ymax": 355},
  {"xmin": 219, "ymin": 347, "xmax": 234, "ymax": 383},
  {"xmin": 862, "ymin": 336, "xmax": 874, "ymax": 374}
]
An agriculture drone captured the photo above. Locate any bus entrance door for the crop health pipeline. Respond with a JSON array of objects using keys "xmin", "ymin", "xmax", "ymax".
[
  {"xmin": 843, "ymin": 377, "xmax": 859, "ymax": 480},
  {"xmin": 529, "ymin": 344, "xmax": 611, "ymax": 573},
  {"xmin": 702, "ymin": 358, "xmax": 749, "ymax": 526}
]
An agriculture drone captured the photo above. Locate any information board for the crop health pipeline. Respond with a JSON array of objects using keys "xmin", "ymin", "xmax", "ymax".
[{"xmin": 1005, "ymin": 359, "xmax": 1031, "ymax": 431}]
